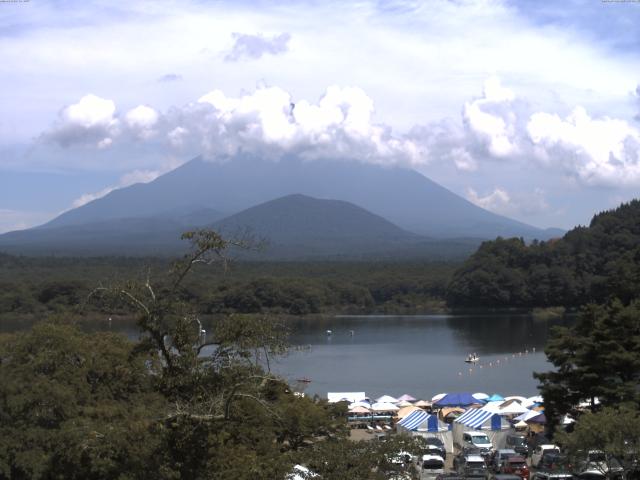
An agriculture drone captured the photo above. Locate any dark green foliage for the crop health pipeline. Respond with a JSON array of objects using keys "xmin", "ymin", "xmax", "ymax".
[
  {"xmin": 447, "ymin": 200, "xmax": 640, "ymax": 308},
  {"xmin": 535, "ymin": 299, "xmax": 640, "ymax": 430}
]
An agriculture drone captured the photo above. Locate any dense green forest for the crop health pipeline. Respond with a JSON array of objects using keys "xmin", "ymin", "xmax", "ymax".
[
  {"xmin": 446, "ymin": 200, "xmax": 640, "ymax": 308},
  {"xmin": 0, "ymin": 253, "xmax": 456, "ymax": 319}
]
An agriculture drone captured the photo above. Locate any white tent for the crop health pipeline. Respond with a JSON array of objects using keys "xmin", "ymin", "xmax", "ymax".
[
  {"xmin": 523, "ymin": 395, "xmax": 543, "ymax": 408},
  {"xmin": 473, "ymin": 392, "xmax": 489, "ymax": 401},
  {"xmin": 348, "ymin": 401, "xmax": 371, "ymax": 410},
  {"xmin": 371, "ymin": 402, "xmax": 400, "ymax": 412},
  {"xmin": 499, "ymin": 402, "xmax": 530, "ymax": 415},
  {"xmin": 376, "ymin": 395, "xmax": 399, "ymax": 403},
  {"xmin": 328, "ymin": 392, "xmax": 366, "ymax": 403}
]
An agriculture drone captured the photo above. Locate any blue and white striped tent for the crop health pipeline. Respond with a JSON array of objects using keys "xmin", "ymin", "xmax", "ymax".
[
  {"xmin": 398, "ymin": 410, "xmax": 441, "ymax": 431},
  {"xmin": 455, "ymin": 408, "xmax": 506, "ymax": 430},
  {"xmin": 397, "ymin": 410, "xmax": 453, "ymax": 452},
  {"xmin": 452, "ymin": 407, "xmax": 511, "ymax": 450}
]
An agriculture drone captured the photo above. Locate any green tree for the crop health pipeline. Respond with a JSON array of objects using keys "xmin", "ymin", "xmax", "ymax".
[{"xmin": 535, "ymin": 300, "xmax": 640, "ymax": 430}]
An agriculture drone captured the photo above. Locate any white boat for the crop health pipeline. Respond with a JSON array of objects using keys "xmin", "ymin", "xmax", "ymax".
[{"xmin": 465, "ymin": 354, "xmax": 479, "ymax": 363}]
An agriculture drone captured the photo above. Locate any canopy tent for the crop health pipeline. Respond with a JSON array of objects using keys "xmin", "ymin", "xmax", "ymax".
[
  {"xmin": 414, "ymin": 400, "xmax": 432, "ymax": 407},
  {"xmin": 396, "ymin": 400, "xmax": 413, "ymax": 407},
  {"xmin": 514, "ymin": 410, "xmax": 544, "ymax": 423},
  {"xmin": 440, "ymin": 407, "xmax": 465, "ymax": 421},
  {"xmin": 487, "ymin": 394, "xmax": 505, "ymax": 402},
  {"xmin": 398, "ymin": 394, "xmax": 417, "ymax": 402},
  {"xmin": 348, "ymin": 405, "xmax": 371, "ymax": 414},
  {"xmin": 348, "ymin": 401, "xmax": 371, "ymax": 410},
  {"xmin": 376, "ymin": 395, "xmax": 399, "ymax": 404},
  {"xmin": 528, "ymin": 413, "xmax": 546, "ymax": 424},
  {"xmin": 397, "ymin": 405, "xmax": 422, "ymax": 419},
  {"xmin": 371, "ymin": 402, "xmax": 399, "ymax": 412},
  {"xmin": 453, "ymin": 406, "xmax": 511, "ymax": 449},
  {"xmin": 504, "ymin": 396, "xmax": 527, "ymax": 403},
  {"xmin": 473, "ymin": 392, "xmax": 490, "ymax": 401},
  {"xmin": 515, "ymin": 420, "xmax": 528, "ymax": 429},
  {"xmin": 434, "ymin": 392, "xmax": 481, "ymax": 407},
  {"xmin": 397, "ymin": 410, "xmax": 453, "ymax": 452},
  {"xmin": 328, "ymin": 392, "xmax": 366, "ymax": 403},
  {"xmin": 523, "ymin": 395, "xmax": 543, "ymax": 408},
  {"xmin": 499, "ymin": 402, "xmax": 530, "ymax": 415},
  {"xmin": 431, "ymin": 393, "xmax": 447, "ymax": 402}
]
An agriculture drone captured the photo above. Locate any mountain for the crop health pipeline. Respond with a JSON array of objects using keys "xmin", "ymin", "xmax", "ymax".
[
  {"xmin": 40, "ymin": 156, "xmax": 559, "ymax": 239},
  {"xmin": 0, "ymin": 194, "xmax": 480, "ymax": 259}
]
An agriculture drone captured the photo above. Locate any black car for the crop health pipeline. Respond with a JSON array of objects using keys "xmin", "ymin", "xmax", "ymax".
[
  {"xmin": 505, "ymin": 434, "xmax": 529, "ymax": 457},
  {"xmin": 538, "ymin": 453, "xmax": 569, "ymax": 472}
]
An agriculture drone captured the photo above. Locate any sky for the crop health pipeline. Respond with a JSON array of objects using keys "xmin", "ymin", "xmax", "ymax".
[{"xmin": 1, "ymin": 0, "xmax": 640, "ymax": 233}]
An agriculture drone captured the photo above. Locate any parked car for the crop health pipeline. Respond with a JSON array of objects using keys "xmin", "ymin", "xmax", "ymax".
[
  {"xmin": 537, "ymin": 452, "xmax": 569, "ymax": 472},
  {"xmin": 461, "ymin": 432, "xmax": 494, "ymax": 457},
  {"xmin": 489, "ymin": 475, "xmax": 522, "ymax": 480},
  {"xmin": 490, "ymin": 449, "xmax": 517, "ymax": 472},
  {"xmin": 531, "ymin": 445, "xmax": 560, "ymax": 468},
  {"xmin": 500, "ymin": 456, "xmax": 530, "ymax": 480},
  {"xmin": 425, "ymin": 437, "xmax": 447, "ymax": 460},
  {"xmin": 505, "ymin": 434, "xmax": 529, "ymax": 457},
  {"xmin": 573, "ymin": 450, "xmax": 624, "ymax": 480},
  {"xmin": 456, "ymin": 454, "xmax": 488, "ymax": 477},
  {"xmin": 420, "ymin": 454, "xmax": 445, "ymax": 478}
]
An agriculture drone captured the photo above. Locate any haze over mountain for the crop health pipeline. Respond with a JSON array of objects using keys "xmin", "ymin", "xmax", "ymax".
[{"xmin": 40, "ymin": 156, "xmax": 560, "ymax": 240}]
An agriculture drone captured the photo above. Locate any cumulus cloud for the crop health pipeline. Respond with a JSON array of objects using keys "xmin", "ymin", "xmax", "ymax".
[
  {"xmin": 467, "ymin": 186, "xmax": 550, "ymax": 217},
  {"xmin": 527, "ymin": 106, "xmax": 640, "ymax": 186},
  {"xmin": 224, "ymin": 32, "xmax": 291, "ymax": 62},
  {"xmin": 463, "ymin": 77, "xmax": 519, "ymax": 158},
  {"xmin": 124, "ymin": 105, "xmax": 159, "ymax": 140},
  {"xmin": 42, "ymin": 94, "xmax": 119, "ymax": 148}
]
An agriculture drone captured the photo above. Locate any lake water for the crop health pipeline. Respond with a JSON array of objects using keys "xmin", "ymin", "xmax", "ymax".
[
  {"xmin": 273, "ymin": 314, "xmax": 569, "ymax": 400},
  {"xmin": 1, "ymin": 313, "xmax": 569, "ymax": 401}
]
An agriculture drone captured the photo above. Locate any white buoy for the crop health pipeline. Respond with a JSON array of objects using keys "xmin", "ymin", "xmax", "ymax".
[{"xmin": 326, "ymin": 330, "xmax": 332, "ymax": 336}]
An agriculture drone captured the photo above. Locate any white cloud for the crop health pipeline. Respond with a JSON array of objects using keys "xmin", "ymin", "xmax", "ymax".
[
  {"xmin": 467, "ymin": 186, "xmax": 550, "ymax": 217},
  {"xmin": 42, "ymin": 94, "xmax": 119, "ymax": 148},
  {"xmin": 527, "ymin": 106, "xmax": 640, "ymax": 186},
  {"xmin": 125, "ymin": 105, "xmax": 159, "ymax": 139},
  {"xmin": 71, "ymin": 167, "xmax": 172, "ymax": 208},
  {"xmin": 463, "ymin": 77, "xmax": 519, "ymax": 158}
]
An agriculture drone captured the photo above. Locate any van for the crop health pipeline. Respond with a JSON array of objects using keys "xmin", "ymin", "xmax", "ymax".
[{"xmin": 462, "ymin": 432, "xmax": 493, "ymax": 456}]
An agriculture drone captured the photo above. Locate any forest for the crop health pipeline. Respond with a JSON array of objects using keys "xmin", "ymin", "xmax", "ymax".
[
  {"xmin": 0, "ymin": 253, "xmax": 455, "ymax": 319},
  {"xmin": 446, "ymin": 200, "xmax": 640, "ymax": 309}
]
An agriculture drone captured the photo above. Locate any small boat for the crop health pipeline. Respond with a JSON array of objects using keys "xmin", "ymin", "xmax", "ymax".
[
  {"xmin": 296, "ymin": 377, "xmax": 312, "ymax": 383},
  {"xmin": 465, "ymin": 354, "xmax": 480, "ymax": 363}
]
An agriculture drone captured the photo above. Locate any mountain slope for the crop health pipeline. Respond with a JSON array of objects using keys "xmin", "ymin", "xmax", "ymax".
[{"xmin": 41, "ymin": 156, "xmax": 557, "ymax": 240}]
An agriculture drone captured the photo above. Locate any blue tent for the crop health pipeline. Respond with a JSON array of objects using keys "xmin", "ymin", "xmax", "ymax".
[
  {"xmin": 434, "ymin": 392, "xmax": 480, "ymax": 407},
  {"xmin": 487, "ymin": 393, "xmax": 504, "ymax": 402}
]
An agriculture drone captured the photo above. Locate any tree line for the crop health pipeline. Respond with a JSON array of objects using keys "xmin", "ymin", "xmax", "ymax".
[{"xmin": 446, "ymin": 200, "xmax": 640, "ymax": 308}]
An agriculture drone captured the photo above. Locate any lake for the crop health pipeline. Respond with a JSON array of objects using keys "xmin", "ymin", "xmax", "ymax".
[
  {"xmin": 1, "ymin": 313, "xmax": 569, "ymax": 401},
  {"xmin": 273, "ymin": 314, "xmax": 569, "ymax": 400}
]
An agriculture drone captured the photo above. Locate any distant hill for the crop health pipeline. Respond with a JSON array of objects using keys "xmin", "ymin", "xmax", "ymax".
[
  {"xmin": 0, "ymin": 194, "xmax": 480, "ymax": 259},
  {"xmin": 446, "ymin": 200, "xmax": 640, "ymax": 308},
  {"xmin": 40, "ymin": 156, "xmax": 559, "ymax": 240}
]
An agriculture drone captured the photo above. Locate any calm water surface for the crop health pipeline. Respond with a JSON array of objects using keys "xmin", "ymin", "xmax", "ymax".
[
  {"xmin": 1, "ymin": 313, "xmax": 569, "ymax": 401},
  {"xmin": 273, "ymin": 314, "xmax": 570, "ymax": 400}
]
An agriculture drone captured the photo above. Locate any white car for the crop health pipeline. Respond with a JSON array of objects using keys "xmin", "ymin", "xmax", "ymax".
[
  {"xmin": 531, "ymin": 444, "xmax": 560, "ymax": 468},
  {"xmin": 420, "ymin": 454, "xmax": 445, "ymax": 478}
]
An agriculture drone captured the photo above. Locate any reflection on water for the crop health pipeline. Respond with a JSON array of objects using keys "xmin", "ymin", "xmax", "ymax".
[{"xmin": 0, "ymin": 313, "xmax": 571, "ymax": 401}]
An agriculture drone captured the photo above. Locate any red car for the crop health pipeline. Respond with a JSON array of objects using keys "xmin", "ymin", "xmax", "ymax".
[{"xmin": 501, "ymin": 456, "xmax": 530, "ymax": 480}]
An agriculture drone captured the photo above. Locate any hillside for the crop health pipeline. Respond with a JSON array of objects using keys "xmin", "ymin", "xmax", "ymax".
[
  {"xmin": 446, "ymin": 200, "xmax": 640, "ymax": 308},
  {"xmin": 39, "ymin": 156, "xmax": 558, "ymax": 240},
  {"xmin": 0, "ymin": 194, "xmax": 480, "ymax": 259}
]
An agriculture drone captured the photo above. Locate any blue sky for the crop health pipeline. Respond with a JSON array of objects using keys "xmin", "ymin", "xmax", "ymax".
[{"xmin": 1, "ymin": 0, "xmax": 640, "ymax": 233}]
